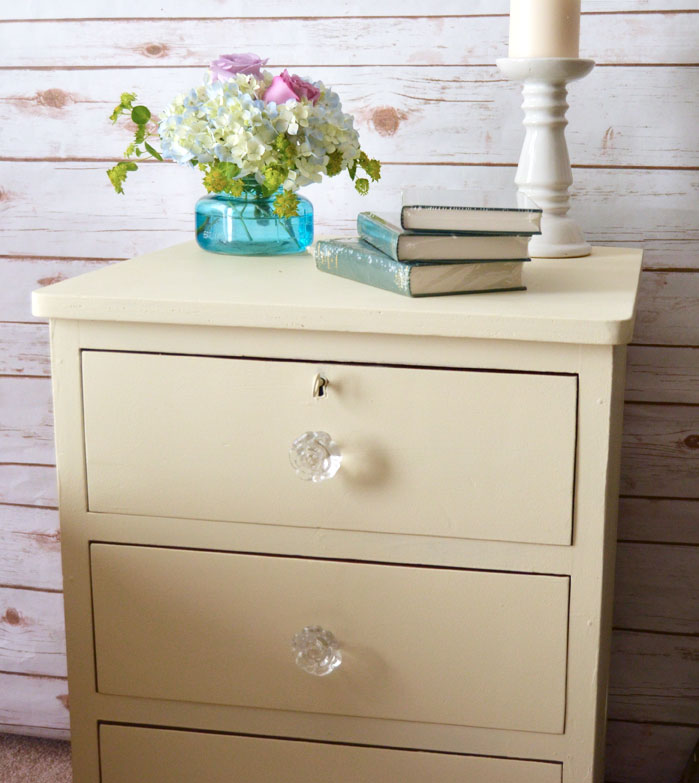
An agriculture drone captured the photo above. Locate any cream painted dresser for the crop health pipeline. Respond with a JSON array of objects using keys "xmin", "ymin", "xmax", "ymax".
[{"xmin": 33, "ymin": 242, "xmax": 642, "ymax": 783}]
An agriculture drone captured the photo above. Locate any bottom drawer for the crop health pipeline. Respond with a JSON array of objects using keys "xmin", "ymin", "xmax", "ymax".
[{"xmin": 99, "ymin": 724, "xmax": 562, "ymax": 783}]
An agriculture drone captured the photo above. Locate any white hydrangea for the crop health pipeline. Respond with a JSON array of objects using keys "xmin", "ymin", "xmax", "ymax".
[{"xmin": 158, "ymin": 71, "xmax": 362, "ymax": 192}]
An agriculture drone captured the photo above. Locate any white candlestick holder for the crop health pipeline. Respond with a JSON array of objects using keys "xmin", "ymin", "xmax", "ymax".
[{"xmin": 496, "ymin": 57, "xmax": 594, "ymax": 258}]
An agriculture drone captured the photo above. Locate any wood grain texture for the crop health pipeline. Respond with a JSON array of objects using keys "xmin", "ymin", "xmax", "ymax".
[
  {"xmin": 1, "ymin": 162, "xmax": 696, "ymax": 260},
  {"xmin": 0, "ymin": 672, "xmax": 69, "ymax": 732},
  {"xmin": 618, "ymin": 498, "xmax": 699, "ymax": 544},
  {"xmin": 6, "ymin": 1, "xmax": 698, "ymax": 19},
  {"xmin": 633, "ymin": 272, "xmax": 699, "ymax": 346},
  {"xmin": 0, "ymin": 505, "xmax": 62, "ymax": 590},
  {"xmin": 608, "ymin": 631, "xmax": 699, "ymax": 724},
  {"xmin": 613, "ymin": 542, "xmax": 699, "ymax": 634},
  {"xmin": 2, "ymin": 66, "xmax": 697, "ymax": 168},
  {"xmin": 605, "ymin": 722, "xmax": 699, "ymax": 783},
  {"xmin": 0, "ymin": 256, "xmax": 114, "ymax": 323},
  {"xmin": 0, "ymin": 465, "xmax": 57, "ymax": 508},
  {"xmin": 1, "ymin": 14, "xmax": 697, "ymax": 67},
  {"xmin": 0, "ymin": 376, "xmax": 54, "ymax": 464},
  {"xmin": 625, "ymin": 347, "xmax": 698, "ymax": 404},
  {"xmin": 621, "ymin": 404, "xmax": 699, "ymax": 498},
  {"xmin": 0, "ymin": 587, "xmax": 66, "ymax": 676},
  {"xmin": 0, "ymin": 323, "xmax": 50, "ymax": 376}
]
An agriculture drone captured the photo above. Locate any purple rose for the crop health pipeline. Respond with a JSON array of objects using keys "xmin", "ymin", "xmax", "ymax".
[
  {"xmin": 210, "ymin": 53, "xmax": 268, "ymax": 81},
  {"xmin": 263, "ymin": 69, "xmax": 321, "ymax": 105}
]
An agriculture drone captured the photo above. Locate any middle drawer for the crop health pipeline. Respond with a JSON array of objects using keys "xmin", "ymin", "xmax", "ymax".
[{"xmin": 90, "ymin": 543, "xmax": 569, "ymax": 734}]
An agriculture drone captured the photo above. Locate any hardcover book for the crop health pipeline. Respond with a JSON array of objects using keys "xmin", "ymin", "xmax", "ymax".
[
  {"xmin": 401, "ymin": 189, "xmax": 542, "ymax": 234},
  {"xmin": 314, "ymin": 238, "xmax": 527, "ymax": 298},
  {"xmin": 358, "ymin": 212, "xmax": 531, "ymax": 262}
]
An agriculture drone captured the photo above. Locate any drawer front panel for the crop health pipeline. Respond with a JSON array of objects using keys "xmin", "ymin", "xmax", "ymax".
[
  {"xmin": 100, "ymin": 724, "xmax": 562, "ymax": 783},
  {"xmin": 91, "ymin": 544, "xmax": 569, "ymax": 734},
  {"xmin": 82, "ymin": 351, "xmax": 576, "ymax": 545}
]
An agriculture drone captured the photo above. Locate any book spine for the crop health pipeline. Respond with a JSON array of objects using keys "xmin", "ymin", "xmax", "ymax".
[
  {"xmin": 357, "ymin": 213, "xmax": 401, "ymax": 261},
  {"xmin": 315, "ymin": 240, "xmax": 413, "ymax": 296}
]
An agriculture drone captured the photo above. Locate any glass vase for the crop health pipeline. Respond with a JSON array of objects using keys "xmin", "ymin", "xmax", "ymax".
[{"xmin": 195, "ymin": 188, "xmax": 313, "ymax": 256}]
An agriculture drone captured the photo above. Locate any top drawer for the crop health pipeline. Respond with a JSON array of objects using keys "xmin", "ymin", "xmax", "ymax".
[{"xmin": 82, "ymin": 351, "xmax": 576, "ymax": 545}]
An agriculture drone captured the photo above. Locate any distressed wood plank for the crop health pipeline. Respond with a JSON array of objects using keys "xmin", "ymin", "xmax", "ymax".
[
  {"xmin": 621, "ymin": 404, "xmax": 699, "ymax": 498},
  {"xmin": 0, "ymin": 376, "xmax": 54, "ymax": 464},
  {"xmin": 606, "ymin": 721, "xmax": 699, "ymax": 783},
  {"xmin": 0, "ymin": 322, "xmax": 50, "ymax": 376},
  {"xmin": 0, "ymin": 672, "xmax": 69, "ymax": 732},
  {"xmin": 5, "ymin": 1, "xmax": 698, "ymax": 19},
  {"xmin": 608, "ymin": 631, "xmax": 699, "ymax": 724},
  {"xmin": 0, "ymin": 505, "xmax": 61, "ymax": 590},
  {"xmin": 618, "ymin": 498, "xmax": 699, "ymax": 544},
  {"xmin": 633, "ymin": 272, "xmax": 699, "ymax": 346},
  {"xmin": 0, "ymin": 587, "xmax": 66, "ymax": 677},
  {"xmin": 613, "ymin": 542, "xmax": 699, "ymax": 634},
  {"xmin": 0, "ymin": 14, "xmax": 698, "ymax": 68},
  {"xmin": 2, "ymin": 66, "xmax": 697, "ymax": 168},
  {"xmin": 626, "ymin": 347, "xmax": 699, "ymax": 404},
  {"xmin": 1, "ymin": 162, "xmax": 696, "ymax": 260},
  {"xmin": 0, "ymin": 256, "xmax": 114, "ymax": 323},
  {"xmin": 0, "ymin": 465, "xmax": 57, "ymax": 507}
]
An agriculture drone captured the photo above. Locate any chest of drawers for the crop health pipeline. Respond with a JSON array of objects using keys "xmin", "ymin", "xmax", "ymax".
[{"xmin": 34, "ymin": 243, "xmax": 642, "ymax": 783}]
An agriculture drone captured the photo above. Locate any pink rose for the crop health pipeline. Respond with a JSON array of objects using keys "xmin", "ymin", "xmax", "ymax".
[
  {"xmin": 263, "ymin": 74, "xmax": 300, "ymax": 104},
  {"xmin": 210, "ymin": 53, "xmax": 268, "ymax": 81},
  {"xmin": 263, "ymin": 69, "xmax": 320, "ymax": 105}
]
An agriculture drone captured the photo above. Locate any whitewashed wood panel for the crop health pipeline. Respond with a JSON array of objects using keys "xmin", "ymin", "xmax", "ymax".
[
  {"xmin": 6, "ymin": 1, "xmax": 697, "ymax": 19},
  {"xmin": 0, "ymin": 505, "xmax": 62, "ymax": 590},
  {"xmin": 0, "ymin": 323, "xmax": 50, "ymax": 376},
  {"xmin": 0, "ymin": 465, "xmax": 57, "ymax": 507},
  {"xmin": 0, "ymin": 256, "xmax": 114, "ymax": 323},
  {"xmin": 599, "ymin": 240, "xmax": 699, "ymax": 271},
  {"xmin": 608, "ymin": 631, "xmax": 699, "ymax": 724},
  {"xmin": 0, "ymin": 587, "xmax": 66, "ymax": 677},
  {"xmin": 621, "ymin": 404, "xmax": 699, "ymax": 498},
  {"xmin": 3, "ymin": 66, "xmax": 697, "ymax": 168},
  {"xmin": 618, "ymin": 498, "xmax": 699, "ymax": 544},
  {"xmin": 1, "ymin": 162, "xmax": 696, "ymax": 260},
  {"xmin": 633, "ymin": 272, "xmax": 699, "ymax": 346},
  {"xmin": 614, "ymin": 542, "xmax": 699, "ymax": 634},
  {"xmin": 0, "ymin": 672, "xmax": 69, "ymax": 732},
  {"xmin": 1, "ymin": 14, "xmax": 698, "ymax": 68},
  {"xmin": 625, "ymin": 347, "xmax": 698, "ymax": 404},
  {"xmin": 606, "ymin": 721, "xmax": 699, "ymax": 783},
  {"xmin": 0, "ymin": 377, "xmax": 54, "ymax": 465}
]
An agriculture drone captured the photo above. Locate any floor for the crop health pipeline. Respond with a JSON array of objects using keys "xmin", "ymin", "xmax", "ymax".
[{"xmin": 0, "ymin": 734, "xmax": 72, "ymax": 783}]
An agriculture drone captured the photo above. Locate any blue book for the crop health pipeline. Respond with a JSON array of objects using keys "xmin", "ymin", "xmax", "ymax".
[
  {"xmin": 357, "ymin": 212, "xmax": 532, "ymax": 262},
  {"xmin": 401, "ymin": 190, "xmax": 542, "ymax": 234},
  {"xmin": 315, "ymin": 238, "xmax": 527, "ymax": 298}
]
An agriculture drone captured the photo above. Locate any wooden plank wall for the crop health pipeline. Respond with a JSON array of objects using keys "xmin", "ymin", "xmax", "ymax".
[{"xmin": 0, "ymin": 2, "xmax": 697, "ymax": 779}]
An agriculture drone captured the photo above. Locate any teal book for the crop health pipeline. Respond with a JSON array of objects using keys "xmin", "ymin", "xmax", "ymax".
[
  {"xmin": 401, "ymin": 189, "xmax": 542, "ymax": 234},
  {"xmin": 315, "ymin": 239, "xmax": 527, "ymax": 298},
  {"xmin": 357, "ymin": 212, "xmax": 532, "ymax": 262}
]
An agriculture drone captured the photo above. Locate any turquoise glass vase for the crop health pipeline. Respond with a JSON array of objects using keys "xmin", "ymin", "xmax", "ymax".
[{"xmin": 195, "ymin": 187, "xmax": 313, "ymax": 256}]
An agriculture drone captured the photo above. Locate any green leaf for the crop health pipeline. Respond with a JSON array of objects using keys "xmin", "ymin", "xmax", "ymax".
[
  {"xmin": 348, "ymin": 159, "xmax": 358, "ymax": 181},
  {"xmin": 144, "ymin": 142, "xmax": 163, "ymax": 161},
  {"xmin": 107, "ymin": 160, "xmax": 137, "ymax": 194},
  {"xmin": 355, "ymin": 178, "xmax": 369, "ymax": 196},
  {"xmin": 109, "ymin": 92, "xmax": 137, "ymax": 123},
  {"xmin": 326, "ymin": 149, "xmax": 343, "ymax": 177},
  {"xmin": 131, "ymin": 105, "xmax": 151, "ymax": 125}
]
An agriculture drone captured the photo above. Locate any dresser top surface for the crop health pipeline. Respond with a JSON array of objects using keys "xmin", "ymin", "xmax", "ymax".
[{"xmin": 32, "ymin": 241, "xmax": 642, "ymax": 345}]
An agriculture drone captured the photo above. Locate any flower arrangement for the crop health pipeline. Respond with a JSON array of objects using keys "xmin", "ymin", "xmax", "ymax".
[{"xmin": 107, "ymin": 53, "xmax": 381, "ymax": 219}]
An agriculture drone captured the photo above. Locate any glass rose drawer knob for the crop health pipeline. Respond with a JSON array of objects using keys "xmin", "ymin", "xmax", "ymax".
[
  {"xmin": 289, "ymin": 431, "xmax": 342, "ymax": 482},
  {"xmin": 291, "ymin": 625, "xmax": 342, "ymax": 676}
]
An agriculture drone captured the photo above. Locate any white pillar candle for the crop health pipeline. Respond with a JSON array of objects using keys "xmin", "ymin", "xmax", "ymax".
[{"xmin": 509, "ymin": 0, "xmax": 581, "ymax": 58}]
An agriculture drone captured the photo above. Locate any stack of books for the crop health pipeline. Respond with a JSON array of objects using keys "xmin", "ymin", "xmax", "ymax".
[{"xmin": 314, "ymin": 190, "xmax": 542, "ymax": 297}]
